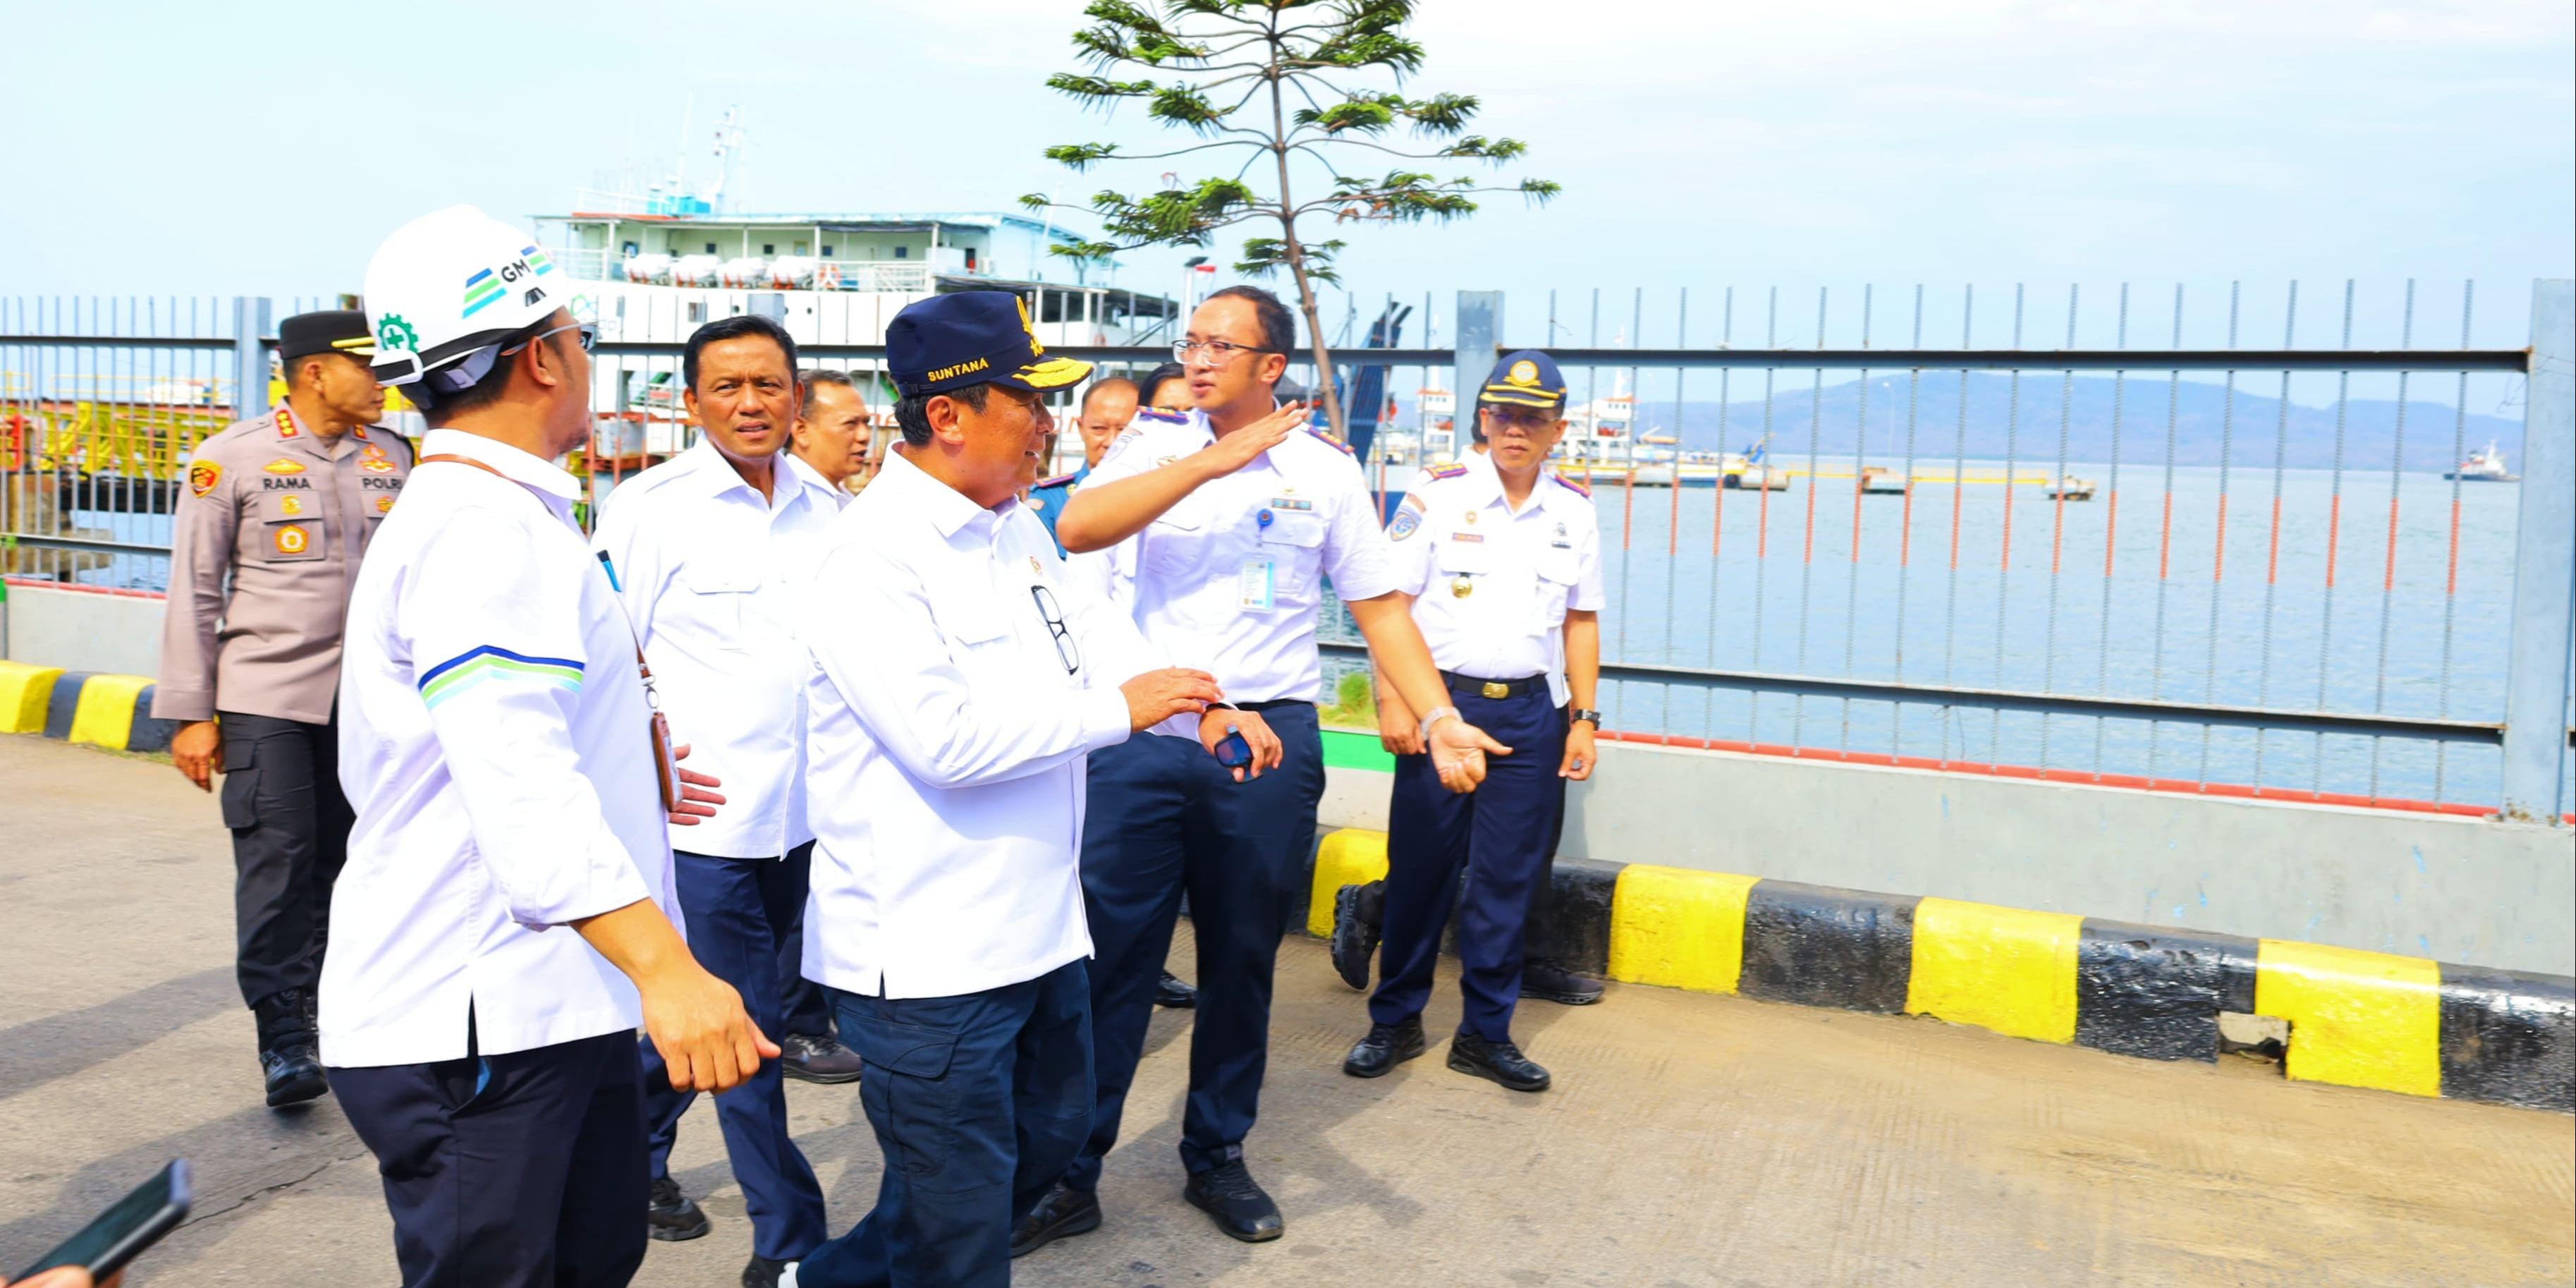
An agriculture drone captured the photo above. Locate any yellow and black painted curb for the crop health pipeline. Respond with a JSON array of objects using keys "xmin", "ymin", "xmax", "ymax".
[
  {"xmin": 0, "ymin": 661, "xmax": 178, "ymax": 754},
  {"xmin": 1307, "ymin": 828, "xmax": 2575, "ymax": 1114}
]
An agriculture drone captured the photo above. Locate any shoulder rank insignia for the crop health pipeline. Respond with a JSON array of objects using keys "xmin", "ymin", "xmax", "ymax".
[
  {"xmin": 1034, "ymin": 472, "xmax": 1078, "ymax": 490},
  {"xmin": 1553, "ymin": 469, "xmax": 1592, "ymax": 499},
  {"xmin": 1303, "ymin": 427, "xmax": 1353, "ymax": 456},
  {"xmin": 1133, "ymin": 407, "xmax": 1189, "ymax": 425},
  {"xmin": 1427, "ymin": 462, "xmax": 1470, "ymax": 481}
]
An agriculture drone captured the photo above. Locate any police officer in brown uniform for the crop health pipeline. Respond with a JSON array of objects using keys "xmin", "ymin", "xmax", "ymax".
[{"xmin": 153, "ymin": 309, "xmax": 413, "ymax": 1107}]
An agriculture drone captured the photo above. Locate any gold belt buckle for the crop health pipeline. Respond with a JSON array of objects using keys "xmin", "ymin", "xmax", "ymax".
[{"xmin": 1480, "ymin": 681, "xmax": 1510, "ymax": 700}]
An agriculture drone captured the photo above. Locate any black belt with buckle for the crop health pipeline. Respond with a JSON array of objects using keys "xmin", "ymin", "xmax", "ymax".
[{"xmin": 1441, "ymin": 669, "xmax": 1546, "ymax": 700}]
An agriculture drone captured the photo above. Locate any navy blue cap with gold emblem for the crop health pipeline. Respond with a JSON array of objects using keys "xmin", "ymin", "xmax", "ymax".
[
  {"xmin": 888, "ymin": 291, "xmax": 1092, "ymax": 397},
  {"xmin": 1478, "ymin": 348, "xmax": 1566, "ymax": 411},
  {"xmin": 277, "ymin": 309, "xmax": 379, "ymax": 364}
]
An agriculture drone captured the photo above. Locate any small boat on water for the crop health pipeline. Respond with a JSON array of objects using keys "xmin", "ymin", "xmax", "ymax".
[
  {"xmin": 1860, "ymin": 466, "xmax": 1910, "ymax": 495},
  {"xmin": 2046, "ymin": 476, "xmax": 2096, "ymax": 501},
  {"xmin": 2445, "ymin": 442, "xmax": 2518, "ymax": 482}
]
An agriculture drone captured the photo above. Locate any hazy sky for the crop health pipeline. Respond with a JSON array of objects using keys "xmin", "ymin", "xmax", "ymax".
[{"xmin": 5, "ymin": 0, "xmax": 2569, "ymax": 355}]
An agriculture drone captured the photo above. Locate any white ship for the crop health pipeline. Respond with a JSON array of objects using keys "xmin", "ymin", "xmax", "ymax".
[
  {"xmin": 529, "ymin": 107, "xmax": 1176, "ymax": 473},
  {"xmin": 2444, "ymin": 442, "xmax": 2518, "ymax": 482}
]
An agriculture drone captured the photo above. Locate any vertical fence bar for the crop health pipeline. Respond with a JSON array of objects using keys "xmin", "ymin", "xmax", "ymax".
[
  {"xmin": 2197, "ymin": 281, "xmax": 2243, "ymax": 785},
  {"xmin": 1702, "ymin": 288, "xmax": 1733, "ymax": 739},
  {"xmin": 2252, "ymin": 281, "xmax": 2300, "ymax": 789},
  {"xmin": 2147, "ymin": 284, "xmax": 2185, "ymax": 779},
  {"xmin": 2092, "ymin": 284, "xmax": 2131, "ymax": 777},
  {"xmin": 1750, "ymin": 288, "xmax": 1778, "ymax": 742},
  {"xmin": 2498, "ymin": 278, "xmax": 2575, "ymax": 822},
  {"xmin": 1940, "ymin": 286, "xmax": 1973, "ymax": 763},
  {"xmin": 1841, "ymin": 286, "xmax": 1873, "ymax": 751},
  {"xmin": 233, "ymin": 296, "xmax": 271, "ymax": 423},
  {"xmin": 2039, "ymin": 284, "xmax": 2077, "ymax": 769},
  {"xmin": 2433, "ymin": 281, "xmax": 2471, "ymax": 802},
  {"xmin": 2369, "ymin": 284, "xmax": 2418, "ymax": 800},
  {"xmin": 1891, "ymin": 285, "xmax": 1924, "ymax": 762},
  {"xmin": 1991, "ymin": 284, "xmax": 2025, "ymax": 762},
  {"xmin": 1792, "ymin": 287, "xmax": 1826, "ymax": 748},
  {"xmin": 2312, "ymin": 281, "xmax": 2357, "ymax": 794}
]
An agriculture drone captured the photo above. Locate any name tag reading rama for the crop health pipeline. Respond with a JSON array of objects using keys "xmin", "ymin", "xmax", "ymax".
[{"xmin": 1238, "ymin": 559, "xmax": 1276, "ymax": 612}]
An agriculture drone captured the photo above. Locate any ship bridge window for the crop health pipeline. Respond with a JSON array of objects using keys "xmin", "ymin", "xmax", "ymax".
[
  {"xmin": 894, "ymin": 245, "xmax": 909, "ymax": 259},
  {"xmin": 705, "ymin": 241, "xmax": 718, "ymax": 254},
  {"xmin": 821, "ymin": 245, "xmax": 834, "ymax": 257},
  {"xmin": 762, "ymin": 243, "xmax": 775, "ymax": 255}
]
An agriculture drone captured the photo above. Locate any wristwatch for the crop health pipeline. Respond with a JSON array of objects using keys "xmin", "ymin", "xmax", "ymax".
[
  {"xmin": 1568, "ymin": 707, "xmax": 1603, "ymax": 728},
  {"xmin": 1416, "ymin": 705, "xmax": 1461, "ymax": 741}
]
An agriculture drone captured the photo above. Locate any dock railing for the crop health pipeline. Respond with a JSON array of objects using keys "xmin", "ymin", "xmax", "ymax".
[{"xmin": 4, "ymin": 280, "xmax": 2569, "ymax": 822}]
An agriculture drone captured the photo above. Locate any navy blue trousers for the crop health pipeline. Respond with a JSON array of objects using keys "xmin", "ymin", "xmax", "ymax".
[
  {"xmin": 1066, "ymin": 704, "xmax": 1326, "ymax": 1189},
  {"xmin": 329, "ymin": 1029, "xmax": 646, "ymax": 1288},
  {"xmin": 640, "ymin": 846, "xmax": 828, "ymax": 1263},
  {"xmin": 774, "ymin": 842, "xmax": 834, "ymax": 1038},
  {"xmin": 797, "ymin": 960, "xmax": 1093, "ymax": 1288},
  {"xmin": 1370, "ymin": 686, "xmax": 1568, "ymax": 1042}
]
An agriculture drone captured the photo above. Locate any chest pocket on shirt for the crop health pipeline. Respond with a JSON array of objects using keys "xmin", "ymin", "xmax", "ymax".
[
  {"xmin": 254, "ymin": 491, "xmax": 326, "ymax": 563},
  {"xmin": 1142, "ymin": 502, "xmax": 1211, "ymax": 576},
  {"xmin": 1259, "ymin": 509, "xmax": 1328, "ymax": 597},
  {"xmin": 1532, "ymin": 548, "xmax": 1580, "ymax": 630},
  {"xmin": 682, "ymin": 561, "xmax": 759, "ymax": 645}
]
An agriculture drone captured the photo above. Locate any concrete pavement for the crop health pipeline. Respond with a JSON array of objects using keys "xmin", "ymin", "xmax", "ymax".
[{"xmin": 3, "ymin": 734, "xmax": 2570, "ymax": 1287}]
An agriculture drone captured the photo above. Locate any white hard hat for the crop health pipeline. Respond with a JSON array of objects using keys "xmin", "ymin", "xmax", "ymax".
[{"xmin": 363, "ymin": 205, "xmax": 568, "ymax": 394}]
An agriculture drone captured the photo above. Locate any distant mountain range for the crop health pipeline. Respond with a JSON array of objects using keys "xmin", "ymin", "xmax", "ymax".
[{"xmin": 1393, "ymin": 372, "xmax": 2522, "ymax": 472}]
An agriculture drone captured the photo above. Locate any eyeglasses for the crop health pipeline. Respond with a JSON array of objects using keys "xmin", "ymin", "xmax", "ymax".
[
  {"xmin": 1030, "ymin": 583, "xmax": 1080, "ymax": 676},
  {"xmin": 503, "ymin": 320, "xmax": 597, "ymax": 357},
  {"xmin": 1172, "ymin": 339, "xmax": 1272, "ymax": 366},
  {"xmin": 1482, "ymin": 406, "xmax": 1559, "ymax": 435}
]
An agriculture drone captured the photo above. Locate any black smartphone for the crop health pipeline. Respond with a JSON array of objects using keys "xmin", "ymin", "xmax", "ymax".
[
  {"xmin": 15, "ymin": 1159, "xmax": 190, "ymax": 1281},
  {"xmin": 1216, "ymin": 727, "xmax": 1253, "ymax": 769}
]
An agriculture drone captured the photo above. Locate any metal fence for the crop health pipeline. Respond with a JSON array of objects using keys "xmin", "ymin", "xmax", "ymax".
[{"xmin": 4, "ymin": 280, "xmax": 2569, "ymax": 822}]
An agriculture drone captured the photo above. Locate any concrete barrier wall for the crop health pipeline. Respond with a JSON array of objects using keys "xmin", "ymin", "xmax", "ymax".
[
  {"xmin": 1318, "ymin": 734, "xmax": 2575, "ymax": 977},
  {"xmin": 1, "ymin": 583, "xmax": 164, "ymax": 679}
]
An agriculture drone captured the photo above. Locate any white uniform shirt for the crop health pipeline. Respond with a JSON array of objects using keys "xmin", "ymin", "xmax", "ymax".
[
  {"xmin": 592, "ymin": 443, "xmax": 838, "ymax": 860},
  {"xmin": 800, "ymin": 449, "xmax": 1164, "ymax": 1000},
  {"xmin": 1388, "ymin": 451, "xmax": 1608, "ymax": 705},
  {"xmin": 1083, "ymin": 408, "xmax": 1400, "ymax": 703},
  {"xmin": 326, "ymin": 430, "xmax": 678, "ymax": 1067},
  {"xmin": 784, "ymin": 451, "xmax": 850, "ymax": 509}
]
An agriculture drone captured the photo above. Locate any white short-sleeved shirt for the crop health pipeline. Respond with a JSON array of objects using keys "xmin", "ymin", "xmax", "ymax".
[
  {"xmin": 591, "ymin": 444, "xmax": 839, "ymax": 860},
  {"xmin": 1387, "ymin": 450, "xmax": 1607, "ymax": 706},
  {"xmin": 327, "ymin": 430, "xmax": 679, "ymax": 1067},
  {"xmin": 1082, "ymin": 407, "xmax": 1399, "ymax": 704},
  {"xmin": 800, "ymin": 449, "xmax": 1165, "ymax": 1000}
]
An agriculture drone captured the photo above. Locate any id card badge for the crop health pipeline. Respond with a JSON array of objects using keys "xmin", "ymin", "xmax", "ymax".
[{"xmin": 1237, "ymin": 559, "xmax": 1276, "ymax": 612}]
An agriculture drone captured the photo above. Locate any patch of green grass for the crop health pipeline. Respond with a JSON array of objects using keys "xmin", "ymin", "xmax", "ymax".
[{"xmin": 1317, "ymin": 669, "xmax": 1377, "ymax": 731}]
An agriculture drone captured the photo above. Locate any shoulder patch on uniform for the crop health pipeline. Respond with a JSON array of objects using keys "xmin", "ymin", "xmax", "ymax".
[
  {"xmin": 188, "ymin": 459, "xmax": 223, "ymax": 497},
  {"xmin": 1133, "ymin": 407, "xmax": 1189, "ymax": 425},
  {"xmin": 1427, "ymin": 463, "xmax": 1470, "ymax": 480},
  {"xmin": 1387, "ymin": 504, "xmax": 1422, "ymax": 540},
  {"xmin": 1034, "ymin": 472, "xmax": 1078, "ymax": 490},
  {"xmin": 1553, "ymin": 469, "xmax": 1592, "ymax": 499},
  {"xmin": 1303, "ymin": 427, "xmax": 1353, "ymax": 456}
]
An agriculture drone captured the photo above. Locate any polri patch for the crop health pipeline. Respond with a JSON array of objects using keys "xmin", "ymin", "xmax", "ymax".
[{"xmin": 188, "ymin": 460, "xmax": 222, "ymax": 497}]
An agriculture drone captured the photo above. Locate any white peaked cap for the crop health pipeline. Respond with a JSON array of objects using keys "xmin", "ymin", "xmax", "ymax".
[{"xmin": 364, "ymin": 205, "xmax": 567, "ymax": 385}]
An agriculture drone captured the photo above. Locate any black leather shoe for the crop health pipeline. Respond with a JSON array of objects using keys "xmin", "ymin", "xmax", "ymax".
[
  {"xmin": 261, "ymin": 1043, "xmax": 328, "ymax": 1107},
  {"xmin": 1341, "ymin": 1017, "xmax": 1426, "ymax": 1078},
  {"xmin": 1184, "ymin": 1160, "xmax": 1283, "ymax": 1242},
  {"xmin": 1011, "ymin": 1182, "xmax": 1101, "ymax": 1258},
  {"xmin": 779, "ymin": 1032, "xmax": 865, "ymax": 1084},
  {"xmin": 1448, "ymin": 1032, "xmax": 1551, "ymax": 1092},
  {"xmin": 647, "ymin": 1175, "xmax": 710, "ymax": 1241},
  {"xmin": 1329, "ymin": 880, "xmax": 1384, "ymax": 990},
  {"xmin": 740, "ymin": 1255, "xmax": 796, "ymax": 1288},
  {"xmin": 1154, "ymin": 970, "xmax": 1198, "ymax": 1009},
  {"xmin": 1521, "ymin": 960, "xmax": 1605, "ymax": 1006}
]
